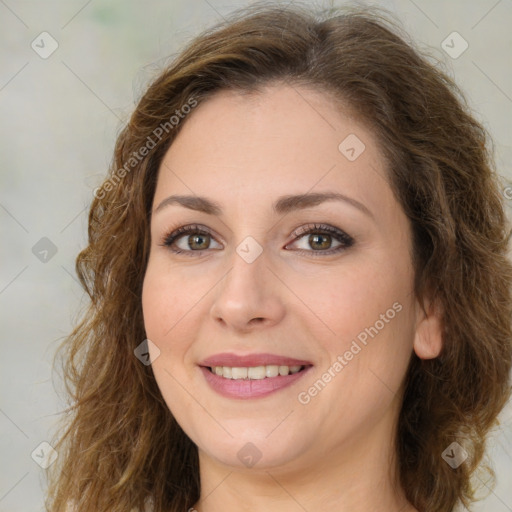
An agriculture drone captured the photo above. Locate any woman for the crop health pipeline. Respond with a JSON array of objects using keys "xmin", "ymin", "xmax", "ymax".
[{"xmin": 45, "ymin": 3, "xmax": 512, "ymax": 512}]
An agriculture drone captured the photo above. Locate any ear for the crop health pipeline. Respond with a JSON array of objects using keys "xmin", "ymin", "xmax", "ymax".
[{"xmin": 413, "ymin": 297, "xmax": 443, "ymax": 359}]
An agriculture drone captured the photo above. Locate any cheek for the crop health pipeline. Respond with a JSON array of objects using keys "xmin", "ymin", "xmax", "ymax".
[
  {"xmin": 141, "ymin": 259, "xmax": 199, "ymax": 366},
  {"xmin": 142, "ymin": 271, "xmax": 175, "ymax": 341},
  {"xmin": 142, "ymin": 257, "xmax": 204, "ymax": 340},
  {"xmin": 141, "ymin": 261, "xmax": 199, "ymax": 413},
  {"xmin": 300, "ymin": 257, "xmax": 414, "ymax": 391},
  {"xmin": 293, "ymin": 260, "xmax": 397, "ymax": 345}
]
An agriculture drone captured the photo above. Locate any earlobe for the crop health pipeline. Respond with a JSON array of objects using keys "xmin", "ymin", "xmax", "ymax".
[{"xmin": 413, "ymin": 299, "xmax": 443, "ymax": 360}]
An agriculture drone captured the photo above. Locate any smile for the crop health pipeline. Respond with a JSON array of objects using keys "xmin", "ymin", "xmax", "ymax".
[
  {"xmin": 209, "ymin": 364, "xmax": 304, "ymax": 379},
  {"xmin": 199, "ymin": 353, "xmax": 313, "ymax": 399},
  {"xmin": 199, "ymin": 352, "xmax": 313, "ymax": 399}
]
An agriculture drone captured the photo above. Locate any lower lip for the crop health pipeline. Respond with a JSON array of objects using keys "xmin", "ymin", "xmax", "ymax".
[{"xmin": 200, "ymin": 366, "xmax": 312, "ymax": 399}]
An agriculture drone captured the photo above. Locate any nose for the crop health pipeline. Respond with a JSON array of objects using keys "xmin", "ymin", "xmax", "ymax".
[{"xmin": 209, "ymin": 248, "xmax": 286, "ymax": 333}]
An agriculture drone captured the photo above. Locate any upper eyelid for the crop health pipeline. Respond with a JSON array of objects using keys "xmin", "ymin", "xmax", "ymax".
[
  {"xmin": 164, "ymin": 223, "xmax": 347, "ymax": 239},
  {"xmin": 162, "ymin": 223, "xmax": 353, "ymax": 249}
]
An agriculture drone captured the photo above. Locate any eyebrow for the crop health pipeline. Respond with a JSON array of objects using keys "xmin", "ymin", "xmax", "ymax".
[{"xmin": 153, "ymin": 192, "xmax": 373, "ymax": 219}]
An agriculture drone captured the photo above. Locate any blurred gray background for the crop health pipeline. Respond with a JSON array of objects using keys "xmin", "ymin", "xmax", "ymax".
[{"xmin": 1, "ymin": 0, "xmax": 511, "ymax": 510}]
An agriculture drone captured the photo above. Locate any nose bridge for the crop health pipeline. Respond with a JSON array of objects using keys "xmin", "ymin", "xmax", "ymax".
[
  {"xmin": 221, "ymin": 229, "xmax": 269, "ymax": 293},
  {"xmin": 219, "ymin": 244, "xmax": 268, "ymax": 307},
  {"xmin": 209, "ymin": 240, "xmax": 285, "ymax": 330}
]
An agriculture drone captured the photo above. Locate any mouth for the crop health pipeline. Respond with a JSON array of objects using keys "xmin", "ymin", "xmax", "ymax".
[
  {"xmin": 198, "ymin": 353, "xmax": 313, "ymax": 399},
  {"xmin": 206, "ymin": 364, "xmax": 309, "ymax": 379}
]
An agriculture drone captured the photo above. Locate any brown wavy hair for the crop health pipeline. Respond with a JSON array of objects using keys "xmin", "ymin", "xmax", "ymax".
[{"xmin": 45, "ymin": 3, "xmax": 512, "ymax": 511}]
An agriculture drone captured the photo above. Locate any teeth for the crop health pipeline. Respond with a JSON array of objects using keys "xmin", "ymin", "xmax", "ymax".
[
  {"xmin": 266, "ymin": 365, "xmax": 279, "ymax": 378},
  {"xmin": 248, "ymin": 366, "xmax": 266, "ymax": 379},
  {"xmin": 211, "ymin": 364, "xmax": 304, "ymax": 380},
  {"xmin": 231, "ymin": 367, "xmax": 247, "ymax": 379}
]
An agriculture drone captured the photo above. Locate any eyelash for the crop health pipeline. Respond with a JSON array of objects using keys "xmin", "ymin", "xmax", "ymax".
[{"xmin": 160, "ymin": 223, "xmax": 354, "ymax": 257}]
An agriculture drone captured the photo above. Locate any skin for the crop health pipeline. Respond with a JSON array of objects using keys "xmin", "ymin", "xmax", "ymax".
[{"xmin": 142, "ymin": 83, "xmax": 442, "ymax": 512}]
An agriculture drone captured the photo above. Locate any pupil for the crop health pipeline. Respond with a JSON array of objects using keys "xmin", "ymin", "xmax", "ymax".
[
  {"xmin": 190, "ymin": 234, "xmax": 209, "ymax": 250},
  {"xmin": 310, "ymin": 234, "xmax": 331, "ymax": 250}
]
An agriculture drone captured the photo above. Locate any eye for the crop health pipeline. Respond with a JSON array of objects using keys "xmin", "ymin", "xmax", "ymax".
[
  {"xmin": 161, "ymin": 224, "xmax": 222, "ymax": 255},
  {"xmin": 286, "ymin": 223, "xmax": 354, "ymax": 256},
  {"xmin": 160, "ymin": 222, "xmax": 354, "ymax": 257}
]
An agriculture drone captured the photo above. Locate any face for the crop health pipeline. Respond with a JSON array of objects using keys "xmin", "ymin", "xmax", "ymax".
[{"xmin": 142, "ymin": 83, "xmax": 434, "ymax": 474}]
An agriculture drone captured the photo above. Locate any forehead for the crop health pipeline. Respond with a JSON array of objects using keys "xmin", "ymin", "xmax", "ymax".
[{"xmin": 153, "ymin": 84, "xmax": 391, "ymax": 217}]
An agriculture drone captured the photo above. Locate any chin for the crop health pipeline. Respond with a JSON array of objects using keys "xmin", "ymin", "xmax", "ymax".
[{"xmin": 194, "ymin": 425, "xmax": 312, "ymax": 471}]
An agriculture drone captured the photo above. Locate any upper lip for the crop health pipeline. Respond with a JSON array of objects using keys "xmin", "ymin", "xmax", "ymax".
[{"xmin": 199, "ymin": 352, "xmax": 313, "ymax": 368}]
